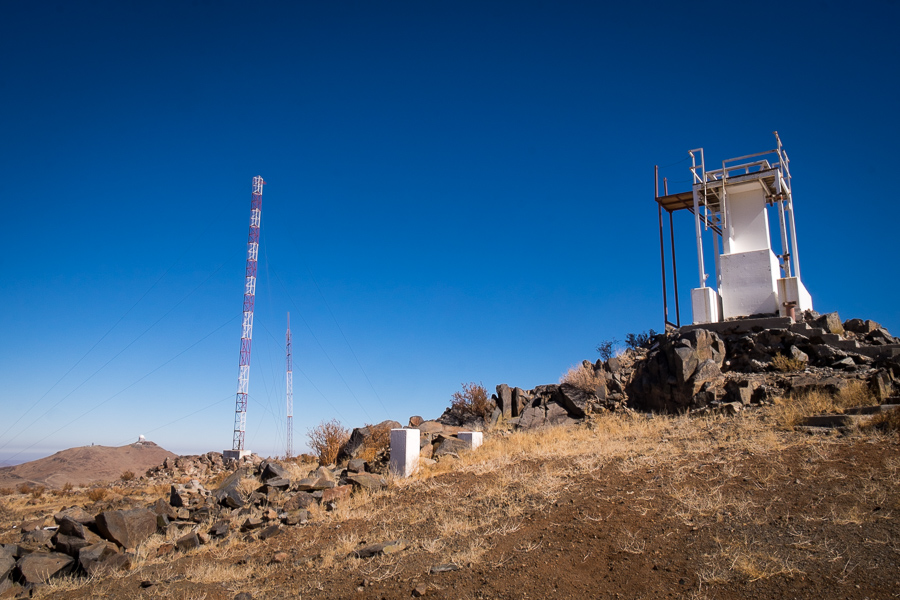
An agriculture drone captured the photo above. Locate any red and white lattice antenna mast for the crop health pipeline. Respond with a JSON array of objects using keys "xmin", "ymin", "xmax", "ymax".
[
  {"xmin": 231, "ymin": 176, "xmax": 264, "ymax": 454},
  {"xmin": 285, "ymin": 312, "xmax": 293, "ymax": 458}
]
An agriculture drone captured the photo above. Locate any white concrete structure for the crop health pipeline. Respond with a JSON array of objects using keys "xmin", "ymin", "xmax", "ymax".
[
  {"xmin": 458, "ymin": 431, "xmax": 483, "ymax": 450},
  {"xmin": 389, "ymin": 428, "xmax": 420, "ymax": 478},
  {"xmin": 223, "ymin": 449, "xmax": 252, "ymax": 461},
  {"xmin": 657, "ymin": 133, "xmax": 812, "ymax": 325}
]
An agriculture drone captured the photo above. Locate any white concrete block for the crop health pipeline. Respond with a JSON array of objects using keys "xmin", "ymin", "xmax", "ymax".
[
  {"xmin": 222, "ymin": 449, "xmax": 252, "ymax": 461},
  {"xmin": 389, "ymin": 428, "xmax": 420, "ymax": 478},
  {"xmin": 720, "ymin": 249, "xmax": 780, "ymax": 319},
  {"xmin": 777, "ymin": 277, "xmax": 813, "ymax": 317},
  {"xmin": 691, "ymin": 287, "xmax": 720, "ymax": 324},
  {"xmin": 458, "ymin": 431, "xmax": 483, "ymax": 449}
]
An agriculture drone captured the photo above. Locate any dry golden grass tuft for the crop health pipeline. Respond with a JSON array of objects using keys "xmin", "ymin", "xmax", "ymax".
[
  {"xmin": 560, "ymin": 363, "xmax": 605, "ymax": 392},
  {"xmin": 772, "ymin": 380, "xmax": 878, "ymax": 427},
  {"xmin": 771, "ymin": 353, "xmax": 805, "ymax": 372},
  {"xmin": 862, "ymin": 406, "xmax": 900, "ymax": 434},
  {"xmin": 358, "ymin": 421, "xmax": 392, "ymax": 463},
  {"xmin": 86, "ymin": 487, "xmax": 108, "ymax": 502}
]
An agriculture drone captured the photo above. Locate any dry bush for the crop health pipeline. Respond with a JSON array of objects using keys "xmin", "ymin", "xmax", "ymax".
[
  {"xmin": 560, "ymin": 363, "xmax": 605, "ymax": 392},
  {"xmin": 307, "ymin": 419, "xmax": 350, "ymax": 466},
  {"xmin": 863, "ymin": 406, "xmax": 900, "ymax": 434},
  {"xmin": 771, "ymin": 353, "xmax": 805, "ymax": 372},
  {"xmin": 30, "ymin": 485, "xmax": 46, "ymax": 500},
  {"xmin": 120, "ymin": 470, "xmax": 135, "ymax": 482},
  {"xmin": 0, "ymin": 487, "xmax": 13, "ymax": 496},
  {"xmin": 358, "ymin": 422, "xmax": 392, "ymax": 463},
  {"xmin": 451, "ymin": 382, "xmax": 492, "ymax": 421},
  {"xmin": 16, "ymin": 482, "xmax": 33, "ymax": 495},
  {"xmin": 774, "ymin": 381, "xmax": 877, "ymax": 427},
  {"xmin": 87, "ymin": 488, "xmax": 108, "ymax": 502}
]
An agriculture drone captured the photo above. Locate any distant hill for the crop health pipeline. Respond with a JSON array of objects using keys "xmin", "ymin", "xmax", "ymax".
[{"xmin": 0, "ymin": 441, "xmax": 175, "ymax": 489}]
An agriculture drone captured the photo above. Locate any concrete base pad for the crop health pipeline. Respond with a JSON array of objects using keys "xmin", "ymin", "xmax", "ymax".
[
  {"xmin": 680, "ymin": 316, "xmax": 793, "ymax": 335},
  {"xmin": 223, "ymin": 449, "xmax": 252, "ymax": 461}
]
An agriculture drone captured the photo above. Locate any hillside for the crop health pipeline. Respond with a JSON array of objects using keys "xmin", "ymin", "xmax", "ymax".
[{"xmin": 0, "ymin": 441, "xmax": 175, "ymax": 489}]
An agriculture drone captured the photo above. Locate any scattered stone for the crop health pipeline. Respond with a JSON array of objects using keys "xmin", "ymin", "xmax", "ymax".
[
  {"xmin": 257, "ymin": 525, "xmax": 281, "ymax": 541},
  {"xmin": 350, "ymin": 540, "xmax": 407, "ymax": 559},
  {"xmin": 214, "ymin": 468, "xmax": 248, "ymax": 509},
  {"xmin": 432, "ymin": 436, "xmax": 470, "ymax": 458},
  {"xmin": 346, "ymin": 473, "xmax": 387, "ymax": 491},
  {"xmin": 240, "ymin": 517, "xmax": 263, "ymax": 532},
  {"xmin": 429, "ymin": 563, "xmax": 460, "ymax": 574},
  {"xmin": 347, "ymin": 458, "xmax": 366, "ymax": 473},
  {"xmin": 156, "ymin": 543, "xmax": 175, "ymax": 557},
  {"xmin": 321, "ymin": 485, "xmax": 352, "ymax": 504},
  {"xmin": 176, "ymin": 533, "xmax": 200, "ymax": 552},
  {"xmin": 412, "ymin": 583, "xmax": 429, "ymax": 597}
]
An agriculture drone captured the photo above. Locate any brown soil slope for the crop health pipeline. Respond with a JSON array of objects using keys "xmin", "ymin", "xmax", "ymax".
[{"xmin": 0, "ymin": 441, "xmax": 175, "ymax": 489}]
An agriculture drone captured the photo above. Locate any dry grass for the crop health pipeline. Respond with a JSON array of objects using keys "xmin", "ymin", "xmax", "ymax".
[
  {"xmin": 771, "ymin": 353, "xmax": 805, "ymax": 372},
  {"xmin": 560, "ymin": 363, "xmax": 605, "ymax": 392},
  {"xmin": 358, "ymin": 422, "xmax": 392, "ymax": 463},
  {"xmin": 772, "ymin": 381, "xmax": 877, "ymax": 427},
  {"xmin": 86, "ymin": 488, "xmax": 108, "ymax": 502},
  {"xmin": 307, "ymin": 419, "xmax": 350, "ymax": 465},
  {"xmin": 862, "ymin": 406, "xmax": 900, "ymax": 434}
]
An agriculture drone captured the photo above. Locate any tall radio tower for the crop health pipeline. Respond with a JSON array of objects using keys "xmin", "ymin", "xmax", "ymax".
[
  {"xmin": 226, "ymin": 176, "xmax": 264, "ymax": 460},
  {"xmin": 285, "ymin": 312, "xmax": 293, "ymax": 458}
]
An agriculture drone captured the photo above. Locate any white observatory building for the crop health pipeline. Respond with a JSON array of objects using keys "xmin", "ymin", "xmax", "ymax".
[{"xmin": 655, "ymin": 132, "xmax": 812, "ymax": 326}]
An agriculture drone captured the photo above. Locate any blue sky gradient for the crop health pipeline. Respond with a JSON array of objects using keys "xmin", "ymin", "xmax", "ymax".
[{"xmin": 3, "ymin": 0, "xmax": 898, "ymax": 464}]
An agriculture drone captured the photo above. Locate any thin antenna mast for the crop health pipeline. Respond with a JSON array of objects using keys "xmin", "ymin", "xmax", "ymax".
[
  {"xmin": 229, "ymin": 176, "xmax": 264, "ymax": 456},
  {"xmin": 285, "ymin": 312, "xmax": 293, "ymax": 458}
]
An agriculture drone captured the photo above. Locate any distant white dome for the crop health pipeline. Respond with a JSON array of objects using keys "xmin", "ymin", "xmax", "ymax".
[{"xmin": 138, "ymin": 435, "xmax": 146, "ymax": 442}]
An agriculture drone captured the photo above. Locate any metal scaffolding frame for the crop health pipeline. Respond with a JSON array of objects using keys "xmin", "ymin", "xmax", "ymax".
[{"xmin": 654, "ymin": 132, "xmax": 800, "ymax": 327}]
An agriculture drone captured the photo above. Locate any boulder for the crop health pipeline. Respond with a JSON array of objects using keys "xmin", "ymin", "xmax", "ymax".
[
  {"xmin": 321, "ymin": 485, "xmax": 352, "ymax": 504},
  {"xmin": 0, "ymin": 553, "xmax": 14, "ymax": 583},
  {"xmin": 346, "ymin": 473, "xmax": 387, "ymax": 491},
  {"xmin": 283, "ymin": 492, "xmax": 317, "ymax": 511},
  {"xmin": 408, "ymin": 416, "xmax": 424, "ymax": 427},
  {"xmin": 496, "ymin": 384, "xmax": 513, "ymax": 418},
  {"xmin": 557, "ymin": 383, "xmax": 599, "ymax": 418},
  {"xmin": 815, "ymin": 312, "xmax": 844, "ymax": 335},
  {"xmin": 53, "ymin": 507, "xmax": 95, "ymax": 528},
  {"xmin": 432, "ymin": 436, "xmax": 470, "ymax": 458},
  {"xmin": 260, "ymin": 461, "xmax": 286, "ymax": 482},
  {"xmin": 95, "ymin": 508, "xmax": 157, "ymax": 549},
  {"xmin": 213, "ymin": 468, "xmax": 248, "ymax": 509},
  {"xmin": 347, "ymin": 458, "xmax": 366, "ymax": 473},
  {"xmin": 176, "ymin": 533, "xmax": 200, "ymax": 552},
  {"xmin": 16, "ymin": 552, "xmax": 74, "ymax": 584}
]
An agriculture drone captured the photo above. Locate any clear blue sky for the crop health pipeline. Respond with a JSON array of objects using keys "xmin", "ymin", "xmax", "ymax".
[{"xmin": 2, "ymin": 0, "xmax": 898, "ymax": 465}]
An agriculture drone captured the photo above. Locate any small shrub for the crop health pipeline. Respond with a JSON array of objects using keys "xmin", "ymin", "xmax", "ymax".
[
  {"xmin": 120, "ymin": 470, "xmax": 135, "ymax": 482},
  {"xmin": 625, "ymin": 330, "xmax": 657, "ymax": 350},
  {"xmin": 16, "ymin": 483, "xmax": 33, "ymax": 495},
  {"xmin": 863, "ymin": 406, "xmax": 900, "ymax": 434},
  {"xmin": 30, "ymin": 485, "xmax": 46, "ymax": 500},
  {"xmin": 87, "ymin": 488, "xmax": 108, "ymax": 502},
  {"xmin": 596, "ymin": 339, "xmax": 618, "ymax": 361},
  {"xmin": 771, "ymin": 353, "xmax": 805, "ymax": 373},
  {"xmin": 307, "ymin": 419, "xmax": 350, "ymax": 466},
  {"xmin": 358, "ymin": 422, "xmax": 392, "ymax": 463},
  {"xmin": 560, "ymin": 363, "xmax": 605, "ymax": 392},
  {"xmin": 0, "ymin": 487, "xmax": 14, "ymax": 496},
  {"xmin": 451, "ymin": 382, "xmax": 492, "ymax": 421}
]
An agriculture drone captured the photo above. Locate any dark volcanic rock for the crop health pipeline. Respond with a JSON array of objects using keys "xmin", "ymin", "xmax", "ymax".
[
  {"xmin": 95, "ymin": 508, "xmax": 157, "ymax": 549},
  {"xmin": 16, "ymin": 552, "xmax": 74, "ymax": 583}
]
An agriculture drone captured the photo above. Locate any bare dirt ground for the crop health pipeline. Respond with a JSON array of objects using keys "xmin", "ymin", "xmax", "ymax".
[
  {"xmin": 2, "ymin": 404, "xmax": 898, "ymax": 600},
  {"xmin": 0, "ymin": 442, "xmax": 175, "ymax": 490}
]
